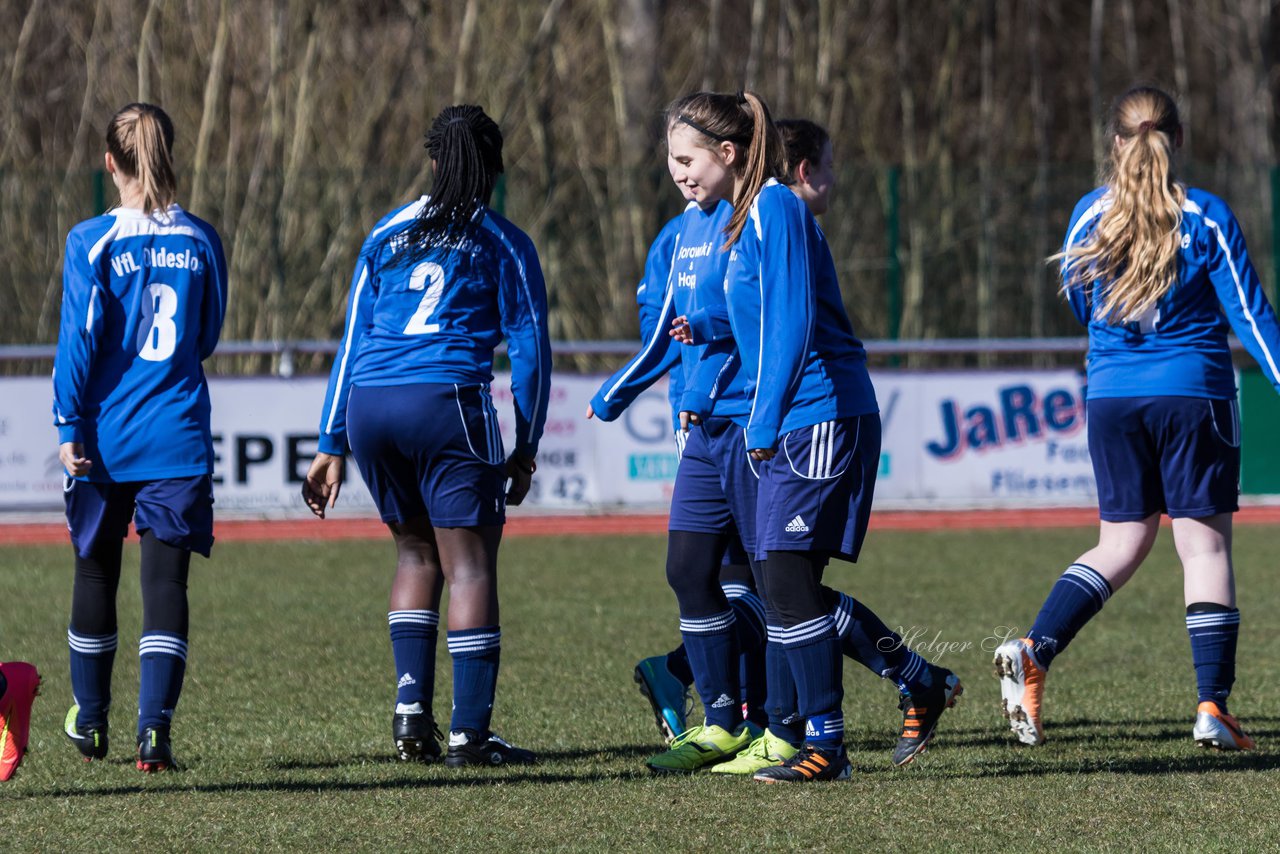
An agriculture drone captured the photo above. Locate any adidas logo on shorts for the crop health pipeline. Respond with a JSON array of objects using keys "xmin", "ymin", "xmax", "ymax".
[{"xmin": 785, "ymin": 515, "xmax": 810, "ymax": 533}]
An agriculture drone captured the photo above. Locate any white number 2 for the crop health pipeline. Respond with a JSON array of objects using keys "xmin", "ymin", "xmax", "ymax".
[
  {"xmin": 138, "ymin": 283, "xmax": 178, "ymax": 361},
  {"xmin": 403, "ymin": 262, "xmax": 445, "ymax": 335}
]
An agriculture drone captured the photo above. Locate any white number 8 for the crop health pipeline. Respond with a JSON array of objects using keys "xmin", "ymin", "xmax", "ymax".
[
  {"xmin": 139, "ymin": 283, "xmax": 179, "ymax": 361},
  {"xmin": 403, "ymin": 262, "xmax": 445, "ymax": 335}
]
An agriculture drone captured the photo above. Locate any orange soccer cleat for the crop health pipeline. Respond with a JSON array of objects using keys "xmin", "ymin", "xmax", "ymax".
[
  {"xmin": 994, "ymin": 638, "xmax": 1045, "ymax": 745},
  {"xmin": 1193, "ymin": 701, "xmax": 1255, "ymax": 751}
]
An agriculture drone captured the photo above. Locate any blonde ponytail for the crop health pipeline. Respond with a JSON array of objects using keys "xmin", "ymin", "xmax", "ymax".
[
  {"xmin": 107, "ymin": 103, "xmax": 178, "ymax": 215},
  {"xmin": 1054, "ymin": 87, "xmax": 1185, "ymax": 323},
  {"xmin": 725, "ymin": 92, "xmax": 784, "ymax": 246}
]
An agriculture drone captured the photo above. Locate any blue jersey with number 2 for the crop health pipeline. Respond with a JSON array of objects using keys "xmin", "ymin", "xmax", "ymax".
[
  {"xmin": 318, "ymin": 197, "xmax": 552, "ymax": 457},
  {"xmin": 53, "ymin": 205, "xmax": 228, "ymax": 482}
]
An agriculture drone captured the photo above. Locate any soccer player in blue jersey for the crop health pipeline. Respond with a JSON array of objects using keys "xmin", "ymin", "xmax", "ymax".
[
  {"xmin": 665, "ymin": 92, "xmax": 961, "ymax": 781},
  {"xmin": 53, "ymin": 103, "xmax": 228, "ymax": 773},
  {"xmin": 994, "ymin": 87, "xmax": 1280, "ymax": 751},
  {"xmin": 623, "ymin": 119, "xmax": 866, "ymax": 759},
  {"xmin": 303, "ymin": 105, "xmax": 551, "ymax": 768},
  {"xmin": 591, "ymin": 169, "xmax": 768, "ymax": 746},
  {"xmin": 587, "ymin": 145, "xmax": 769, "ymax": 773}
]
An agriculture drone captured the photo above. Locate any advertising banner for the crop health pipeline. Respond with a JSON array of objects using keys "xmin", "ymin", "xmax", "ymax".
[
  {"xmin": 0, "ymin": 369, "xmax": 1098, "ymax": 513},
  {"xmin": 876, "ymin": 370, "xmax": 1094, "ymax": 506}
]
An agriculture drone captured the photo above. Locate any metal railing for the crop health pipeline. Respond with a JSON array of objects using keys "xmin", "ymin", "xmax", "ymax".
[{"xmin": 0, "ymin": 337, "xmax": 1100, "ymax": 377}]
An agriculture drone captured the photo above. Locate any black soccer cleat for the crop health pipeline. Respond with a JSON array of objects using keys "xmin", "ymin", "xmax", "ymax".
[
  {"xmin": 393, "ymin": 708, "xmax": 444, "ymax": 762},
  {"xmin": 64, "ymin": 705, "xmax": 109, "ymax": 761},
  {"xmin": 444, "ymin": 729, "xmax": 537, "ymax": 768},
  {"xmin": 136, "ymin": 725, "xmax": 177, "ymax": 773},
  {"xmin": 893, "ymin": 665, "xmax": 963, "ymax": 767},
  {"xmin": 752, "ymin": 743, "xmax": 851, "ymax": 783}
]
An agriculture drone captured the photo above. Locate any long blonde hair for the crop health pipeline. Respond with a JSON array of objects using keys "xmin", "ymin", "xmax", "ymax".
[
  {"xmin": 1056, "ymin": 87, "xmax": 1185, "ymax": 322},
  {"xmin": 665, "ymin": 90, "xmax": 784, "ymax": 248},
  {"xmin": 106, "ymin": 103, "xmax": 178, "ymax": 214}
]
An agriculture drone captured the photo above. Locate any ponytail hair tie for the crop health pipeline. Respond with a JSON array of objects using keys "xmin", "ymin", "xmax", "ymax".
[
  {"xmin": 1136, "ymin": 120, "xmax": 1156, "ymax": 134},
  {"xmin": 736, "ymin": 90, "xmax": 748, "ymax": 105}
]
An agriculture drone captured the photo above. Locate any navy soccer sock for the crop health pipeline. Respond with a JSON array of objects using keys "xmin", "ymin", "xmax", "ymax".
[
  {"xmin": 1186, "ymin": 603, "xmax": 1240, "ymax": 712},
  {"xmin": 782, "ymin": 615, "xmax": 844, "ymax": 750},
  {"xmin": 1027, "ymin": 563, "xmax": 1112, "ymax": 669},
  {"xmin": 137, "ymin": 530, "xmax": 191, "ymax": 735},
  {"xmin": 665, "ymin": 645, "xmax": 694, "ymax": 687},
  {"xmin": 764, "ymin": 628, "xmax": 803, "ymax": 746},
  {"xmin": 724, "ymin": 583, "xmax": 766, "ymax": 652},
  {"xmin": 447, "ymin": 626, "xmax": 501, "ymax": 734},
  {"xmin": 887, "ymin": 647, "xmax": 933, "ymax": 695},
  {"xmin": 138, "ymin": 632, "xmax": 187, "ymax": 735},
  {"xmin": 724, "ymin": 582, "xmax": 767, "ymax": 726},
  {"xmin": 830, "ymin": 590, "xmax": 921, "ymax": 686},
  {"xmin": 69, "ymin": 542, "xmax": 124, "ymax": 732},
  {"xmin": 67, "ymin": 629, "xmax": 117, "ymax": 730},
  {"xmin": 739, "ymin": 646, "xmax": 768, "ymax": 729},
  {"xmin": 389, "ymin": 610, "xmax": 439, "ymax": 710},
  {"xmin": 680, "ymin": 610, "xmax": 740, "ymax": 731}
]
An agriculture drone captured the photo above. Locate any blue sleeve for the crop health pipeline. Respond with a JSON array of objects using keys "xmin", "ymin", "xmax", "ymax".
[
  {"xmin": 636, "ymin": 250, "xmax": 687, "ymax": 431},
  {"xmin": 53, "ymin": 231, "xmax": 105, "ymax": 445},
  {"xmin": 679, "ymin": 343, "xmax": 735, "ymax": 420},
  {"xmin": 1065, "ymin": 284, "xmax": 1091, "ymax": 327},
  {"xmin": 745, "ymin": 202, "xmax": 813, "ymax": 450},
  {"xmin": 684, "ymin": 302, "xmax": 733, "ymax": 344},
  {"xmin": 317, "ymin": 244, "xmax": 378, "ymax": 455},
  {"xmin": 1204, "ymin": 207, "xmax": 1280, "ymax": 392},
  {"xmin": 196, "ymin": 223, "xmax": 228, "ymax": 360},
  {"xmin": 1061, "ymin": 193, "xmax": 1103, "ymax": 326},
  {"xmin": 499, "ymin": 234, "xmax": 553, "ymax": 457},
  {"xmin": 591, "ymin": 281, "xmax": 681, "ymax": 421},
  {"xmin": 637, "ymin": 219, "xmax": 679, "ymax": 341},
  {"xmin": 638, "ymin": 294, "xmax": 662, "ymax": 344}
]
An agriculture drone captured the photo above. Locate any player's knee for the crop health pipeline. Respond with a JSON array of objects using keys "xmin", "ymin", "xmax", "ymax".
[
  {"xmin": 762, "ymin": 551, "xmax": 828, "ymax": 627},
  {"xmin": 665, "ymin": 529, "xmax": 728, "ymax": 613}
]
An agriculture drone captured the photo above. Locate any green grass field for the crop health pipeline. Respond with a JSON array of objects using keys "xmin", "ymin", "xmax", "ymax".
[{"xmin": 3, "ymin": 526, "xmax": 1280, "ymax": 851}]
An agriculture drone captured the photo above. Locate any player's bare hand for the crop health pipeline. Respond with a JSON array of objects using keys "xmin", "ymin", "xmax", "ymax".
[
  {"xmin": 670, "ymin": 315, "xmax": 694, "ymax": 344},
  {"xmin": 678, "ymin": 410, "xmax": 700, "ymax": 431},
  {"xmin": 59, "ymin": 442, "xmax": 92, "ymax": 477},
  {"xmin": 506, "ymin": 454, "xmax": 536, "ymax": 506},
  {"xmin": 749, "ymin": 447, "xmax": 775, "ymax": 461},
  {"xmin": 303, "ymin": 452, "xmax": 344, "ymax": 518},
  {"xmin": 585, "ymin": 403, "xmax": 595, "ymax": 419}
]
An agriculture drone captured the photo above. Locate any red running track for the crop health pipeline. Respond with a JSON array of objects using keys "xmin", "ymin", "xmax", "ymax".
[{"xmin": 6, "ymin": 506, "xmax": 1280, "ymax": 546}]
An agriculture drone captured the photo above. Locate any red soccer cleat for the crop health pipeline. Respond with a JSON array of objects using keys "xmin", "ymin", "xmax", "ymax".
[{"xmin": 1, "ymin": 662, "xmax": 41, "ymax": 782}]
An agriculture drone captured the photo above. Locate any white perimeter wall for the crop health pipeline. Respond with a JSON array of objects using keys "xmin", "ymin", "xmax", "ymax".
[{"xmin": 0, "ymin": 370, "xmax": 1095, "ymax": 514}]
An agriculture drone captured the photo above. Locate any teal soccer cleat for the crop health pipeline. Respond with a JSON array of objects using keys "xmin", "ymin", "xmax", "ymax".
[{"xmin": 633, "ymin": 656, "xmax": 692, "ymax": 743}]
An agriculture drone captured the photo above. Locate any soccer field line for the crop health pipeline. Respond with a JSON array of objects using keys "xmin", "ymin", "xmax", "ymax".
[{"xmin": 4, "ymin": 505, "xmax": 1280, "ymax": 545}]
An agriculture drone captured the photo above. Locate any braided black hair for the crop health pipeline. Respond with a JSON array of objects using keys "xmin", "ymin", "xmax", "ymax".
[{"xmin": 390, "ymin": 105, "xmax": 505, "ymax": 265}]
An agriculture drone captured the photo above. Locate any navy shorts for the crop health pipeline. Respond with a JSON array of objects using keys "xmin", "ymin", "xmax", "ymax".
[
  {"xmin": 1087, "ymin": 396, "xmax": 1240, "ymax": 521},
  {"xmin": 668, "ymin": 417, "xmax": 759, "ymax": 555},
  {"xmin": 347, "ymin": 383, "xmax": 506, "ymax": 527},
  {"xmin": 674, "ymin": 428, "xmax": 749, "ymax": 567},
  {"xmin": 756, "ymin": 414, "xmax": 880, "ymax": 562},
  {"xmin": 65, "ymin": 474, "xmax": 215, "ymax": 559}
]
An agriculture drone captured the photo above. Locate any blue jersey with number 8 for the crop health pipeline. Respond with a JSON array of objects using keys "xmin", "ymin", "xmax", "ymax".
[
  {"xmin": 318, "ymin": 197, "xmax": 552, "ymax": 458},
  {"xmin": 53, "ymin": 205, "xmax": 228, "ymax": 482}
]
